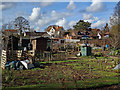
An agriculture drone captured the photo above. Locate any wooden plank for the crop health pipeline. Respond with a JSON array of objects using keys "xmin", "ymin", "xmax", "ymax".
[{"xmin": 1, "ymin": 50, "xmax": 7, "ymax": 69}]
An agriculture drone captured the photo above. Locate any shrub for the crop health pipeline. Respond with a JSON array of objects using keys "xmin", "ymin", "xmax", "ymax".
[
  {"xmin": 3, "ymin": 70, "xmax": 14, "ymax": 83},
  {"xmin": 94, "ymin": 52, "xmax": 103, "ymax": 57},
  {"xmin": 113, "ymin": 50, "xmax": 120, "ymax": 56}
]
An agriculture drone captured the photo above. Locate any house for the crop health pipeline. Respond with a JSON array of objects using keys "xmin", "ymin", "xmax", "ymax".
[
  {"xmin": 74, "ymin": 29, "xmax": 100, "ymax": 40},
  {"xmin": 97, "ymin": 32, "xmax": 102, "ymax": 39},
  {"xmin": 103, "ymin": 23, "xmax": 109, "ymax": 33},
  {"xmin": 46, "ymin": 25, "xmax": 64, "ymax": 38},
  {"xmin": 63, "ymin": 30, "xmax": 81, "ymax": 39},
  {"xmin": 81, "ymin": 35, "xmax": 90, "ymax": 40},
  {"xmin": 100, "ymin": 23, "xmax": 110, "ymax": 38},
  {"xmin": 89, "ymin": 29, "xmax": 101, "ymax": 39},
  {"xmin": 64, "ymin": 31, "xmax": 72, "ymax": 39},
  {"xmin": 63, "ymin": 28, "xmax": 101, "ymax": 40},
  {"xmin": 104, "ymin": 32, "xmax": 110, "ymax": 38}
]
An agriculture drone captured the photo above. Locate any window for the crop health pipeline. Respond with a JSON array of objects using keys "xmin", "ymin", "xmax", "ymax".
[
  {"xmin": 78, "ymin": 31, "xmax": 81, "ymax": 35},
  {"xmin": 61, "ymin": 40, "xmax": 64, "ymax": 43}
]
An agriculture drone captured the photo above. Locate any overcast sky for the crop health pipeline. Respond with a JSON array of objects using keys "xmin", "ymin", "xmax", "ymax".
[{"xmin": 0, "ymin": 0, "xmax": 118, "ymax": 31}]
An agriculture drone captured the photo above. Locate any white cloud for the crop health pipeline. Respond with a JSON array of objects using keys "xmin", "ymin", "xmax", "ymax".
[
  {"xmin": 67, "ymin": 0, "xmax": 76, "ymax": 10},
  {"xmin": 83, "ymin": 13, "xmax": 98, "ymax": 23},
  {"xmin": 40, "ymin": 2, "xmax": 53, "ymax": 7},
  {"xmin": 0, "ymin": 3, "xmax": 15, "ymax": 10},
  {"xmin": 40, "ymin": 0, "xmax": 55, "ymax": 7},
  {"xmin": 35, "ymin": 27, "xmax": 40, "ymax": 31},
  {"xmin": 91, "ymin": 19, "xmax": 107, "ymax": 28},
  {"xmin": 68, "ymin": 20, "xmax": 76, "ymax": 28},
  {"xmin": 84, "ymin": 17, "xmax": 98, "ymax": 23},
  {"xmin": 0, "ymin": 0, "xmax": 24, "ymax": 2},
  {"xmin": 51, "ymin": 10, "xmax": 56, "ymax": 17},
  {"xmin": 37, "ymin": 10, "xmax": 71, "ymax": 27},
  {"xmin": 50, "ymin": 10, "xmax": 71, "ymax": 18},
  {"xmin": 82, "ymin": 13, "xmax": 107, "ymax": 28},
  {"xmin": 56, "ymin": 18, "xmax": 67, "ymax": 26},
  {"xmin": 83, "ymin": 13, "xmax": 93, "ymax": 20},
  {"xmin": 86, "ymin": 0, "xmax": 105, "ymax": 12},
  {"xmin": 56, "ymin": 19, "xmax": 77, "ymax": 29},
  {"xmin": 29, "ymin": 7, "xmax": 40, "ymax": 22},
  {"xmin": 84, "ymin": 19, "xmax": 94, "ymax": 23}
]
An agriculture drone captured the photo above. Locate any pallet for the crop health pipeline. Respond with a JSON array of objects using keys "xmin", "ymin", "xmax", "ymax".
[{"xmin": 1, "ymin": 50, "xmax": 7, "ymax": 69}]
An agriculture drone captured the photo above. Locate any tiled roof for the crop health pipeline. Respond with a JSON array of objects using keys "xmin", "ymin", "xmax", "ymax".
[
  {"xmin": 91, "ymin": 29, "xmax": 100, "ymax": 31},
  {"xmin": 46, "ymin": 25, "xmax": 63, "ymax": 32},
  {"xmin": 89, "ymin": 29, "xmax": 100, "ymax": 36}
]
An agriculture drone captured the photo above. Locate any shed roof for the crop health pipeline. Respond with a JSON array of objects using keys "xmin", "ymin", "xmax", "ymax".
[
  {"xmin": 4, "ymin": 29, "xmax": 17, "ymax": 32},
  {"xmin": 26, "ymin": 32, "xmax": 47, "ymax": 36}
]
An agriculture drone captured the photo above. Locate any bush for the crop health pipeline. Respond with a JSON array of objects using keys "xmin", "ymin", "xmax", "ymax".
[
  {"xmin": 113, "ymin": 50, "xmax": 120, "ymax": 56},
  {"xmin": 94, "ymin": 52, "xmax": 103, "ymax": 57},
  {"xmin": 109, "ymin": 49, "xmax": 120, "ymax": 56}
]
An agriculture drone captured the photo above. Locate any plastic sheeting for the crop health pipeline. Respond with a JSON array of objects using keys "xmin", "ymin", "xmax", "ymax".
[
  {"xmin": 5, "ymin": 60, "xmax": 34, "ymax": 70},
  {"xmin": 113, "ymin": 64, "xmax": 120, "ymax": 70}
]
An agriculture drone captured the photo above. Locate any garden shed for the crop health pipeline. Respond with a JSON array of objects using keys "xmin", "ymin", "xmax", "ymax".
[
  {"xmin": 31, "ymin": 37, "xmax": 51, "ymax": 52},
  {"xmin": 81, "ymin": 46, "xmax": 92, "ymax": 56}
]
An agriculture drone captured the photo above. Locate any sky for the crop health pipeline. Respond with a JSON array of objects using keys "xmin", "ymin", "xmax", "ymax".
[{"xmin": 0, "ymin": 0, "xmax": 119, "ymax": 32}]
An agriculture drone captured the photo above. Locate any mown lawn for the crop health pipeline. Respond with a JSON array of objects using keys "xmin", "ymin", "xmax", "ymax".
[{"xmin": 2, "ymin": 56, "xmax": 120, "ymax": 89}]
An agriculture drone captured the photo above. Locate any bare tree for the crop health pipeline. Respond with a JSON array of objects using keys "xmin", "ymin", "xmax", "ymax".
[
  {"xmin": 110, "ymin": 1, "xmax": 120, "ymax": 26},
  {"xmin": 109, "ymin": 24, "xmax": 120, "ymax": 49},
  {"xmin": 2, "ymin": 24, "xmax": 8, "ymax": 31},
  {"xmin": 14, "ymin": 16, "xmax": 30, "ymax": 33},
  {"xmin": 109, "ymin": 1, "xmax": 120, "ymax": 49},
  {"xmin": 2, "ymin": 16, "xmax": 30, "ymax": 50},
  {"xmin": 2, "ymin": 21, "xmax": 15, "ymax": 31},
  {"xmin": 14, "ymin": 16, "xmax": 30, "ymax": 46}
]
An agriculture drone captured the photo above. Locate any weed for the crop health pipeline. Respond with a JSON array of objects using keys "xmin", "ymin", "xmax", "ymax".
[{"xmin": 2, "ymin": 56, "xmax": 120, "ymax": 88}]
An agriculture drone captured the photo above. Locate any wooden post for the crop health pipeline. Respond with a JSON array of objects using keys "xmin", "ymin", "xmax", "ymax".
[{"xmin": 51, "ymin": 52, "xmax": 52, "ymax": 61}]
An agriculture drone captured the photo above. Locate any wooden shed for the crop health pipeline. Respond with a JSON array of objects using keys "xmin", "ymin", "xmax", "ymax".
[
  {"xmin": 7, "ymin": 35, "xmax": 19, "ymax": 50},
  {"xmin": 31, "ymin": 37, "xmax": 51, "ymax": 52}
]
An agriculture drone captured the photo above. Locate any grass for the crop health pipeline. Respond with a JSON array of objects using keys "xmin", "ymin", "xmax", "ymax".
[
  {"xmin": 39, "ymin": 59, "xmax": 82, "ymax": 64},
  {"xmin": 77, "ymin": 76, "xmax": 119, "ymax": 88},
  {"xmin": 2, "ymin": 76, "xmax": 119, "ymax": 89},
  {"xmin": 2, "ymin": 56, "xmax": 120, "ymax": 89}
]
